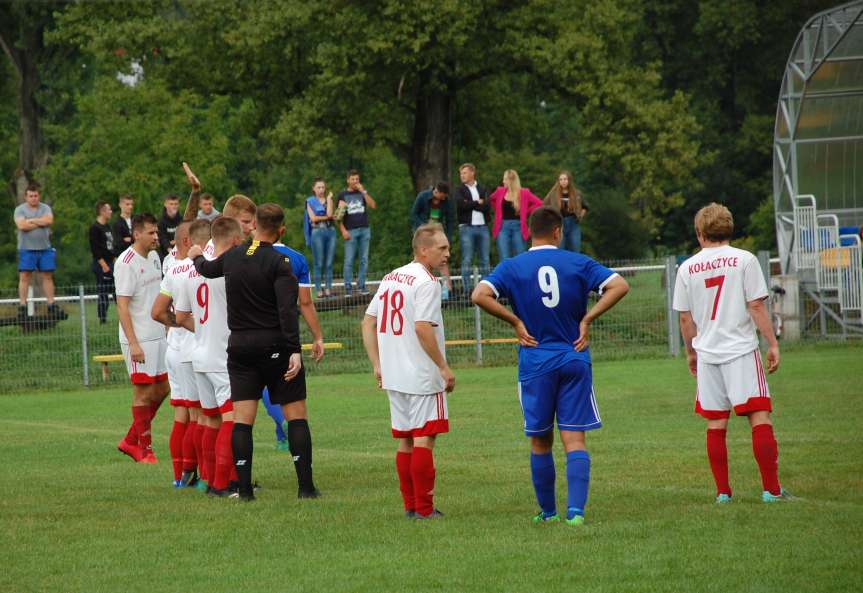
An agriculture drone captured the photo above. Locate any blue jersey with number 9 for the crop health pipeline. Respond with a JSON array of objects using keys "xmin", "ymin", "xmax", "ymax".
[{"xmin": 482, "ymin": 246, "xmax": 616, "ymax": 380}]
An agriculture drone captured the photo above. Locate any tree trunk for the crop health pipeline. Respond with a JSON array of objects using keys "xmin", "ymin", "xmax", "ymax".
[
  {"xmin": 0, "ymin": 10, "xmax": 48, "ymax": 202},
  {"xmin": 409, "ymin": 69, "xmax": 453, "ymax": 193}
]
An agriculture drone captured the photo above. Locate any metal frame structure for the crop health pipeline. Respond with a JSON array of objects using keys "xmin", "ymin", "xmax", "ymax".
[{"xmin": 773, "ymin": 1, "xmax": 863, "ymax": 335}]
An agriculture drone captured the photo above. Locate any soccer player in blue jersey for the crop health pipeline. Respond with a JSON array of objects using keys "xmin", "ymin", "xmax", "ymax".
[
  {"xmin": 472, "ymin": 206, "xmax": 629, "ymax": 525},
  {"xmin": 258, "ymin": 241, "xmax": 324, "ymax": 495}
]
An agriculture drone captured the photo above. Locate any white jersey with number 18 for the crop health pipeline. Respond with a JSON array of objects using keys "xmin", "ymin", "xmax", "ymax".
[
  {"xmin": 173, "ymin": 243, "xmax": 228, "ymax": 373},
  {"xmin": 673, "ymin": 245, "xmax": 768, "ymax": 364},
  {"xmin": 365, "ymin": 262, "xmax": 446, "ymax": 395}
]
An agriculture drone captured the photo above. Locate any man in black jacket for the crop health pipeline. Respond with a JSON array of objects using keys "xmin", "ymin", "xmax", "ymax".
[
  {"xmin": 89, "ymin": 201, "xmax": 116, "ymax": 323},
  {"xmin": 454, "ymin": 163, "xmax": 491, "ymax": 295},
  {"xmin": 157, "ymin": 194, "xmax": 182, "ymax": 261},
  {"xmin": 112, "ymin": 194, "xmax": 134, "ymax": 257},
  {"xmin": 189, "ymin": 203, "xmax": 318, "ymax": 501}
]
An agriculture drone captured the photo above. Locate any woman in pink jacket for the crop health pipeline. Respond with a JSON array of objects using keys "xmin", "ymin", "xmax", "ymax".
[{"xmin": 489, "ymin": 169, "xmax": 544, "ymax": 260}]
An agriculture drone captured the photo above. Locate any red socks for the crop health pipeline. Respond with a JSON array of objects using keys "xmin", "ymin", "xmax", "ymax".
[
  {"xmin": 182, "ymin": 421, "xmax": 198, "ymax": 472},
  {"xmin": 410, "ymin": 447, "xmax": 436, "ymax": 516},
  {"xmin": 706, "ymin": 428, "xmax": 731, "ymax": 496},
  {"xmin": 169, "ymin": 421, "xmax": 187, "ymax": 481},
  {"xmin": 752, "ymin": 424, "xmax": 781, "ymax": 495},
  {"xmin": 132, "ymin": 405, "xmax": 153, "ymax": 453},
  {"xmin": 202, "ymin": 425, "xmax": 218, "ymax": 485},
  {"xmin": 396, "ymin": 451, "xmax": 414, "ymax": 511},
  {"xmin": 195, "ymin": 423, "xmax": 207, "ymax": 480},
  {"xmin": 213, "ymin": 421, "xmax": 234, "ymax": 491}
]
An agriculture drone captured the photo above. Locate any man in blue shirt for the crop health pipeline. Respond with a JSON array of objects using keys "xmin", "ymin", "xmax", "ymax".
[
  {"xmin": 259, "ymin": 241, "xmax": 325, "ymax": 497},
  {"xmin": 472, "ymin": 206, "xmax": 629, "ymax": 526}
]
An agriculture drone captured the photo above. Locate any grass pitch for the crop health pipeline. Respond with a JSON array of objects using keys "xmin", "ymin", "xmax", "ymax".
[{"xmin": 2, "ymin": 345, "xmax": 861, "ymax": 593}]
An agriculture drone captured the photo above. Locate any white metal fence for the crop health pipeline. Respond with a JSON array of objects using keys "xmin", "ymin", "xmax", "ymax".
[{"xmin": 0, "ymin": 256, "xmax": 773, "ymax": 393}]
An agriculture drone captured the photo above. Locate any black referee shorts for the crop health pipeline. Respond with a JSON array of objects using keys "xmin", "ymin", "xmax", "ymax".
[{"xmin": 227, "ymin": 345, "xmax": 307, "ymax": 405}]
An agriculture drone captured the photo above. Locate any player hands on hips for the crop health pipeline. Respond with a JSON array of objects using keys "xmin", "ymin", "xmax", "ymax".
[
  {"xmin": 361, "ymin": 223, "xmax": 455, "ymax": 520},
  {"xmin": 472, "ymin": 206, "xmax": 630, "ymax": 526},
  {"xmin": 673, "ymin": 203, "xmax": 790, "ymax": 504}
]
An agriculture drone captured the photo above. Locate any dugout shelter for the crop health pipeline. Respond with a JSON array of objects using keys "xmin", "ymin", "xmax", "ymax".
[{"xmin": 773, "ymin": 0, "xmax": 863, "ymax": 335}]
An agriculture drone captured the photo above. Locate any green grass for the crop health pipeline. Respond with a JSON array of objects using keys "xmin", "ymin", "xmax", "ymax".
[{"xmin": 2, "ymin": 345, "xmax": 862, "ymax": 593}]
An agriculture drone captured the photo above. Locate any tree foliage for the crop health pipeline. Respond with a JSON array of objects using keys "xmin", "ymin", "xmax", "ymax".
[{"xmin": 0, "ymin": 0, "xmax": 832, "ymax": 287}]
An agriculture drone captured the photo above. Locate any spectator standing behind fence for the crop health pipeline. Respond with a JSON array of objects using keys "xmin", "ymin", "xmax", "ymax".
[
  {"xmin": 89, "ymin": 201, "xmax": 116, "ymax": 324},
  {"xmin": 157, "ymin": 194, "xmax": 182, "ymax": 261},
  {"xmin": 455, "ymin": 163, "xmax": 491, "ymax": 295},
  {"xmin": 410, "ymin": 181, "xmax": 454, "ymax": 299},
  {"xmin": 489, "ymin": 169, "xmax": 543, "ymax": 260},
  {"xmin": 304, "ymin": 178, "xmax": 336, "ymax": 299},
  {"xmin": 14, "ymin": 183, "xmax": 66, "ymax": 321},
  {"xmin": 338, "ymin": 169, "xmax": 377, "ymax": 297},
  {"xmin": 544, "ymin": 170, "xmax": 588, "ymax": 253},
  {"xmin": 196, "ymin": 193, "xmax": 220, "ymax": 222},
  {"xmin": 113, "ymin": 194, "xmax": 134, "ymax": 257}
]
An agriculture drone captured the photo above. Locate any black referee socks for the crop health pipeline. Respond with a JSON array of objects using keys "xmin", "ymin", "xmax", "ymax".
[
  {"xmin": 287, "ymin": 419, "xmax": 316, "ymax": 493},
  {"xmin": 232, "ymin": 423, "xmax": 254, "ymax": 497}
]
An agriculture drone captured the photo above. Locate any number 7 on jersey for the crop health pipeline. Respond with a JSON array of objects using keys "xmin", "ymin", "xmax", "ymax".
[{"xmin": 704, "ymin": 275, "xmax": 725, "ymax": 320}]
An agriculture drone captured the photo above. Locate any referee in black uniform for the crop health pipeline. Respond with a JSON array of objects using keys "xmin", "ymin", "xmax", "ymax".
[{"xmin": 189, "ymin": 203, "xmax": 318, "ymax": 501}]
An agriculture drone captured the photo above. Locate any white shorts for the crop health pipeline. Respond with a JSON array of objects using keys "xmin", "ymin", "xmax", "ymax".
[
  {"xmin": 387, "ymin": 390, "xmax": 449, "ymax": 438},
  {"xmin": 121, "ymin": 338, "xmax": 168, "ymax": 385},
  {"xmin": 195, "ymin": 371, "xmax": 232, "ymax": 416},
  {"xmin": 696, "ymin": 350, "xmax": 772, "ymax": 419},
  {"xmin": 166, "ymin": 347, "xmax": 199, "ymax": 407}
]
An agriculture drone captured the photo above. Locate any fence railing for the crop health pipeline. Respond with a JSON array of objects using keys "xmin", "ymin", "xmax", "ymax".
[{"xmin": 0, "ymin": 256, "xmax": 768, "ymax": 393}]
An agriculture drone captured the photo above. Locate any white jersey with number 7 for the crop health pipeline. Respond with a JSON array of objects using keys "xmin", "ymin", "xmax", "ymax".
[
  {"xmin": 365, "ymin": 262, "xmax": 446, "ymax": 395},
  {"xmin": 673, "ymin": 245, "xmax": 768, "ymax": 364}
]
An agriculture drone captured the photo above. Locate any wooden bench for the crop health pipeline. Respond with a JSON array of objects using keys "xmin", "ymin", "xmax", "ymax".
[{"xmin": 92, "ymin": 342, "xmax": 344, "ymax": 382}]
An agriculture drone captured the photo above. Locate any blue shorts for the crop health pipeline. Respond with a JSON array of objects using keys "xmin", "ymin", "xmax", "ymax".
[
  {"xmin": 18, "ymin": 249, "xmax": 56, "ymax": 272},
  {"xmin": 518, "ymin": 358, "xmax": 601, "ymax": 435}
]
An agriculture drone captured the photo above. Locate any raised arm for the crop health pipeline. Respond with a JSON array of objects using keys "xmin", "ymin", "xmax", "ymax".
[{"xmin": 182, "ymin": 162, "xmax": 202, "ymax": 221}]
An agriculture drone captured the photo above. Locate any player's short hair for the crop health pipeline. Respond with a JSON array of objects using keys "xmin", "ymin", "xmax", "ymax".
[
  {"xmin": 412, "ymin": 222, "xmax": 445, "ymax": 253},
  {"xmin": 131, "ymin": 213, "xmax": 157, "ymax": 232},
  {"xmin": 528, "ymin": 206, "xmax": 563, "ymax": 239},
  {"xmin": 199, "ymin": 192, "xmax": 214, "ymax": 204},
  {"xmin": 163, "ymin": 194, "xmax": 179, "ymax": 203},
  {"xmin": 312, "ymin": 177, "xmax": 325, "ymax": 186},
  {"xmin": 26, "ymin": 183, "xmax": 41, "ymax": 193},
  {"xmin": 459, "ymin": 163, "xmax": 475, "ymax": 173},
  {"xmin": 434, "ymin": 181, "xmax": 450, "ymax": 195},
  {"xmin": 95, "ymin": 201, "xmax": 110, "ymax": 215},
  {"xmin": 188, "ymin": 219, "xmax": 211, "ymax": 245},
  {"xmin": 256, "ymin": 203, "xmax": 285, "ymax": 235},
  {"xmin": 119, "ymin": 194, "xmax": 134, "ymax": 203},
  {"xmin": 347, "ymin": 169, "xmax": 360, "ymax": 179},
  {"xmin": 222, "ymin": 194, "xmax": 256, "ymax": 218},
  {"xmin": 695, "ymin": 202, "xmax": 734, "ymax": 242},
  {"xmin": 211, "ymin": 216, "xmax": 242, "ymax": 245}
]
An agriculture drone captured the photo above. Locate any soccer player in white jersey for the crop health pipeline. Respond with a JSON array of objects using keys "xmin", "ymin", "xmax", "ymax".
[
  {"xmin": 673, "ymin": 202, "xmax": 790, "ymax": 503},
  {"xmin": 152, "ymin": 221, "xmax": 211, "ymax": 487},
  {"xmin": 114, "ymin": 213, "xmax": 169, "ymax": 463},
  {"xmin": 361, "ymin": 223, "xmax": 455, "ymax": 519},
  {"xmin": 176, "ymin": 217, "xmax": 244, "ymax": 496}
]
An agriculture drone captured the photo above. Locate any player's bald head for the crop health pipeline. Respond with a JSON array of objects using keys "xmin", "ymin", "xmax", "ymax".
[
  {"xmin": 412, "ymin": 223, "xmax": 445, "ymax": 254},
  {"xmin": 174, "ymin": 222, "xmax": 191, "ymax": 243}
]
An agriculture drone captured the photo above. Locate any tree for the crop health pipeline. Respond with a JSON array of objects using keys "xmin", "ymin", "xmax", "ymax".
[{"xmin": 0, "ymin": 1, "xmax": 74, "ymax": 200}]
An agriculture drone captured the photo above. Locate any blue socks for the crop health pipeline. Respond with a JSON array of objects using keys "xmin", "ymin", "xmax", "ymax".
[
  {"xmin": 566, "ymin": 450, "xmax": 591, "ymax": 519},
  {"xmin": 262, "ymin": 387, "xmax": 287, "ymax": 441},
  {"xmin": 530, "ymin": 452, "xmax": 557, "ymax": 515}
]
